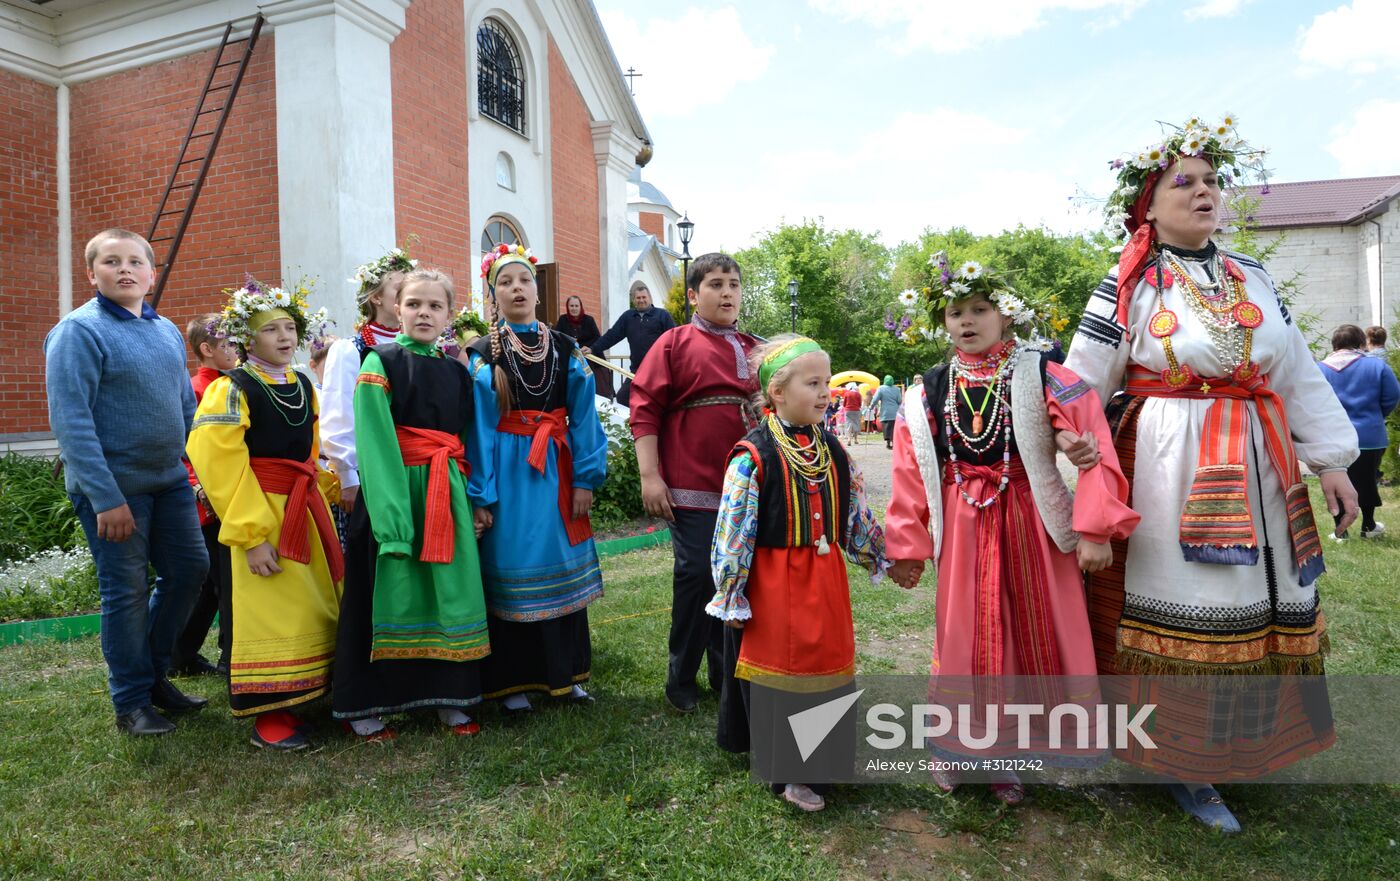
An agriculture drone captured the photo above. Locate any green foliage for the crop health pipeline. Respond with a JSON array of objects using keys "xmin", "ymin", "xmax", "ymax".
[
  {"xmin": 664, "ymin": 273, "xmax": 688, "ymax": 327},
  {"xmin": 591, "ymin": 416, "xmax": 645, "ymax": 531},
  {"xmin": 0, "ymin": 454, "xmax": 83, "ymax": 564},
  {"xmin": 1382, "ymin": 321, "xmax": 1400, "ymax": 484}
]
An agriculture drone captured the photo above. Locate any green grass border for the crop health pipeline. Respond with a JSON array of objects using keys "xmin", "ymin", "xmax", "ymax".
[{"xmin": 0, "ymin": 528, "xmax": 671, "ymax": 648}]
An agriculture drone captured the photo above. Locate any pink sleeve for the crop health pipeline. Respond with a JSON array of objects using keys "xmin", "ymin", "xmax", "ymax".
[
  {"xmin": 1043, "ymin": 362, "xmax": 1140, "ymax": 544},
  {"xmin": 628, "ymin": 333, "xmax": 673, "ymax": 440},
  {"xmin": 884, "ymin": 412, "xmax": 935, "ymax": 561}
]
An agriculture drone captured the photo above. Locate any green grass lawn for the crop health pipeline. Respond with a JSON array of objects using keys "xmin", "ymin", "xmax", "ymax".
[{"xmin": 3, "ymin": 486, "xmax": 1399, "ymax": 880}]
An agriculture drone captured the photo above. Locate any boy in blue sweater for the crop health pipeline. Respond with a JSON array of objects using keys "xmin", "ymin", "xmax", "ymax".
[{"xmin": 44, "ymin": 229, "xmax": 211, "ymax": 736}]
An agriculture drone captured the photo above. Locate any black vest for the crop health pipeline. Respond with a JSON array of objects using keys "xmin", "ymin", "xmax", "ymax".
[
  {"xmin": 468, "ymin": 328, "xmax": 574, "ymax": 411},
  {"xmin": 226, "ymin": 367, "xmax": 314, "ymax": 461},
  {"xmin": 370, "ymin": 343, "xmax": 473, "ymax": 435},
  {"xmin": 921, "ymin": 354, "xmax": 1049, "ymax": 467},
  {"xmin": 734, "ymin": 421, "xmax": 851, "ymax": 549}
]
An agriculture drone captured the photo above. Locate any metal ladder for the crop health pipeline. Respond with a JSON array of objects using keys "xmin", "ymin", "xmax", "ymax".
[{"xmin": 147, "ymin": 14, "xmax": 265, "ymax": 309}]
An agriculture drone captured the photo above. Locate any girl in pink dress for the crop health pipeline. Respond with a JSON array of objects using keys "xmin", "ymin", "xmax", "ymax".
[{"xmin": 886, "ymin": 257, "xmax": 1140, "ymax": 804}]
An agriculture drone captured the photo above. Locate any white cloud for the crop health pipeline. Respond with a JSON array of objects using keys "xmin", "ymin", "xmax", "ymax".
[
  {"xmin": 1326, "ymin": 100, "xmax": 1400, "ymax": 176},
  {"xmin": 654, "ymin": 107, "xmax": 1093, "ymax": 251},
  {"xmin": 1183, "ymin": 0, "xmax": 1251, "ymax": 21},
  {"xmin": 598, "ymin": 7, "xmax": 775, "ymax": 119},
  {"xmin": 1297, "ymin": 0, "xmax": 1400, "ymax": 74},
  {"xmin": 806, "ymin": 0, "xmax": 1144, "ymax": 53}
]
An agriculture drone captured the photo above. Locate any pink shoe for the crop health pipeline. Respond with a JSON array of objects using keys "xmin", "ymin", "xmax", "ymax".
[{"xmin": 782, "ymin": 784, "xmax": 826, "ymax": 812}]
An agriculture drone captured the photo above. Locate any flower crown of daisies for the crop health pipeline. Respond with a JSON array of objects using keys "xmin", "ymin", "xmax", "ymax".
[
  {"xmin": 1102, "ymin": 113, "xmax": 1268, "ymax": 240},
  {"xmin": 349, "ymin": 245, "xmax": 418, "ymax": 295},
  {"xmin": 215, "ymin": 275, "xmax": 331, "ymax": 347},
  {"xmin": 888, "ymin": 252, "xmax": 1064, "ymax": 349},
  {"xmin": 480, "ymin": 242, "xmax": 539, "ymax": 283}
]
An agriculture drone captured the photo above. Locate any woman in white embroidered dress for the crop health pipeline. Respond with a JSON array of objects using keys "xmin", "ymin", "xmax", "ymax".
[{"xmin": 1065, "ymin": 117, "xmax": 1359, "ymax": 833}]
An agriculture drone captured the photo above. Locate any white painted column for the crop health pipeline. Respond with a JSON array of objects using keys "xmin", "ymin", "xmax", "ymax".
[
  {"xmin": 56, "ymin": 82, "xmax": 72, "ymax": 316},
  {"xmin": 592, "ymin": 121, "xmax": 640, "ymax": 335},
  {"xmin": 264, "ymin": 0, "xmax": 407, "ymax": 332}
]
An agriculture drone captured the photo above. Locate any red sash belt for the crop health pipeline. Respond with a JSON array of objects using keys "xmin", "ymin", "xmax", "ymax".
[
  {"xmin": 396, "ymin": 425, "xmax": 470, "ymax": 564},
  {"xmin": 1124, "ymin": 365, "xmax": 1323, "ymax": 583},
  {"xmin": 496, "ymin": 408, "xmax": 593, "ymax": 546},
  {"xmin": 249, "ymin": 457, "xmax": 345, "ymax": 583},
  {"xmin": 940, "ymin": 460, "xmax": 1062, "ymax": 678}
]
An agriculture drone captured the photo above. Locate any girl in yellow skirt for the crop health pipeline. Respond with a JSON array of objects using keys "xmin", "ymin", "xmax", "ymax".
[{"xmin": 187, "ymin": 277, "xmax": 343, "ymax": 750}]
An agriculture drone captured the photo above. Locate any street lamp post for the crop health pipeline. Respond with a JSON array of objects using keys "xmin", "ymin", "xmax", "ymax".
[
  {"xmin": 788, "ymin": 279, "xmax": 798, "ymax": 333},
  {"xmin": 677, "ymin": 211, "xmax": 695, "ymax": 321}
]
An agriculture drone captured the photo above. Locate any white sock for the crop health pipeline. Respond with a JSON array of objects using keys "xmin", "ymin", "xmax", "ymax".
[
  {"xmin": 503, "ymin": 693, "xmax": 532, "ymax": 711},
  {"xmin": 570, "ymin": 685, "xmax": 589, "ymax": 698},
  {"xmin": 349, "ymin": 716, "xmax": 386, "ymax": 736},
  {"xmin": 437, "ymin": 707, "xmax": 471, "ymax": 727}
]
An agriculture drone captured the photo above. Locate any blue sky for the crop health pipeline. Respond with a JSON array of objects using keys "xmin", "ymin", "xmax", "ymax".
[{"xmin": 596, "ymin": 0, "xmax": 1400, "ymax": 251}]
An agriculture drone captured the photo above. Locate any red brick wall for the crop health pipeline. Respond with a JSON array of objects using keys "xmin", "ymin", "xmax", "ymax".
[
  {"xmin": 548, "ymin": 37, "xmax": 602, "ymax": 317},
  {"xmin": 0, "ymin": 71, "xmax": 58, "ymax": 435},
  {"xmin": 391, "ymin": 0, "xmax": 472, "ymax": 304},
  {"xmin": 638, "ymin": 210, "xmax": 664, "ymax": 241},
  {"xmin": 10, "ymin": 38, "xmax": 282, "ymax": 437}
]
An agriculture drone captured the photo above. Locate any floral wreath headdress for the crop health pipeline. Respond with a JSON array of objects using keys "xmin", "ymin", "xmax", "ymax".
[
  {"xmin": 447, "ymin": 306, "xmax": 491, "ymax": 346},
  {"xmin": 887, "ymin": 252, "xmax": 1064, "ymax": 350},
  {"xmin": 350, "ymin": 242, "xmax": 419, "ymax": 295},
  {"xmin": 480, "ymin": 242, "xmax": 540, "ymax": 291},
  {"xmin": 215, "ymin": 274, "xmax": 331, "ymax": 347},
  {"xmin": 1101, "ymin": 113, "xmax": 1268, "ymax": 241}
]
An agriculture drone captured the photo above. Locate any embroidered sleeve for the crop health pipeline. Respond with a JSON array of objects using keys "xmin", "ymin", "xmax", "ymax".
[
  {"xmin": 1064, "ymin": 270, "xmax": 1132, "ymax": 408},
  {"xmin": 706, "ymin": 452, "xmax": 760, "ymax": 622},
  {"xmin": 1044, "ymin": 362, "xmax": 1140, "ymax": 544},
  {"xmin": 843, "ymin": 457, "xmax": 890, "ymax": 580}
]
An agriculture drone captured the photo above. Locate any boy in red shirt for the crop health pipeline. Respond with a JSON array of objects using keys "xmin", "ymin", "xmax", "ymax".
[
  {"xmin": 171, "ymin": 315, "xmax": 238, "ymax": 676},
  {"xmin": 630, "ymin": 253, "xmax": 758, "ymax": 712}
]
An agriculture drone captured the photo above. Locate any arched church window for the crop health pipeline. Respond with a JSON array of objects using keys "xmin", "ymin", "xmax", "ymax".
[
  {"xmin": 481, "ymin": 216, "xmax": 523, "ymax": 253},
  {"xmin": 477, "ymin": 18, "xmax": 526, "ymax": 135}
]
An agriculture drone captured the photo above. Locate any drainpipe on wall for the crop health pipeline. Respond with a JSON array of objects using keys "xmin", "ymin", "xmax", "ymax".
[{"xmin": 1367, "ymin": 217, "xmax": 1384, "ymax": 325}]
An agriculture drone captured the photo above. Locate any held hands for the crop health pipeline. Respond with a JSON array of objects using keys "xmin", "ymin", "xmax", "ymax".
[
  {"xmin": 1056, "ymin": 430, "xmax": 1101, "ymax": 470},
  {"xmin": 572, "ymin": 488, "xmax": 594, "ymax": 520},
  {"xmin": 888, "ymin": 559, "xmax": 924, "ymax": 589},
  {"xmin": 1320, "ymin": 470, "xmax": 1360, "ymax": 536},
  {"xmin": 339, "ymin": 485, "xmax": 359, "ymax": 513},
  {"xmin": 473, "ymin": 507, "xmax": 494, "ymax": 539},
  {"xmin": 1076, "ymin": 539, "xmax": 1113, "ymax": 574},
  {"xmin": 246, "ymin": 541, "xmax": 283, "ymax": 577},
  {"xmin": 96, "ymin": 504, "xmax": 136, "ymax": 543},
  {"xmin": 641, "ymin": 473, "xmax": 675, "ymax": 522}
]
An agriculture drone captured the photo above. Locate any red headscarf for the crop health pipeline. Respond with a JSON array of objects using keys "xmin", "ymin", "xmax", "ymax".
[
  {"xmin": 1114, "ymin": 167, "xmax": 1164, "ymax": 335},
  {"xmin": 562, "ymin": 296, "xmax": 588, "ymax": 330}
]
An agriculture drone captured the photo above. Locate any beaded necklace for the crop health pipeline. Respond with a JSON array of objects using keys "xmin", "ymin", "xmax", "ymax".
[
  {"xmin": 501, "ymin": 322, "xmax": 557, "ymax": 399},
  {"xmin": 766, "ymin": 413, "xmax": 832, "ymax": 486},
  {"xmin": 359, "ymin": 320, "xmax": 395, "ymax": 350},
  {"xmin": 943, "ymin": 345, "xmax": 1015, "ymax": 508},
  {"xmin": 240, "ymin": 364, "xmax": 309, "ymax": 427},
  {"xmin": 1148, "ymin": 248, "xmax": 1262, "ymax": 389}
]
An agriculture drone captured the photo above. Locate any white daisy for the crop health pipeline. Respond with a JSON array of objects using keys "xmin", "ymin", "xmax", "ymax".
[
  {"xmin": 958, "ymin": 261, "xmax": 983, "ymax": 280},
  {"xmin": 1220, "ymin": 112, "xmax": 1238, "ymax": 128},
  {"xmin": 949, "ymin": 281, "xmax": 971, "ymax": 295},
  {"xmin": 270, "ymin": 287, "xmax": 292, "ymax": 307},
  {"xmin": 1181, "ymin": 135, "xmax": 1205, "ymax": 156},
  {"xmin": 897, "ymin": 288, "xmax": 918, "ymax": 307}
]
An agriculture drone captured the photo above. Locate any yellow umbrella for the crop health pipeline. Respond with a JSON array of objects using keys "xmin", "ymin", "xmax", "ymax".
[{"xmin": 829, "ymin": 370, "xmax": 880, "ymax": 395}]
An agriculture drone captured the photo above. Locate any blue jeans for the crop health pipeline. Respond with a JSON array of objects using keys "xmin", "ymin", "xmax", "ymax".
[{"xmin": 71, "ymin": 481, "xmax": 209, "ymax": 714}]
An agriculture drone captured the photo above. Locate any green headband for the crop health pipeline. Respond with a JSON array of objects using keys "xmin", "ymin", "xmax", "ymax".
[
  {"xmin": 487, "ymin": 254, "xmax": 537, "ymax": 290},
  {"xmin": 759, "ymin": 337, "xmax": 824, "ymax": 390}
]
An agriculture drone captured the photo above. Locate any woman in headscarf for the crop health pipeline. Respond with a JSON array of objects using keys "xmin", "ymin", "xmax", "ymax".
[
  {"xmin": 555, "ymin": 295, "xmax": 611, "ymax": 399},
  {"xmin": 869, "ymin": 375, "xmax": 903, "ymax": 450},
  {"xmin": 1064, "ymin": 116, "xmax": 1359, "ymax": 833}
]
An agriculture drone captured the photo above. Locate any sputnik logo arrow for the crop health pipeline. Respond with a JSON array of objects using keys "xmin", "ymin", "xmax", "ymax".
[{"xmin": 787, "ymin": 689, "xmax": 865, "ymax": 761}]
